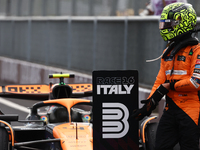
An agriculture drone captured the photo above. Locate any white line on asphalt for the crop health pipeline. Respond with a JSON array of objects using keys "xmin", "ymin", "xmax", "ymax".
[{"xmin": 0, "ymin": 97, "xmax": 30, "ymax": 113}]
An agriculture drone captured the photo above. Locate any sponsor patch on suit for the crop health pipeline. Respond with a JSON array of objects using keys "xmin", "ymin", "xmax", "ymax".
[
  {"xmin": 195, "ymin": 64, "xmax": 200, "ymax": 69},
  {"xmin": 177, "ymin": 55, "xmax": 186, "ymax": 62},
  {"xmin": 194, "ymin": 69, "xmax": 200, "ymax": 74},
  {"xmin": 196, "ymin": 60, "xmax": 200, "ymax": 64},
  {"xmin": 164, "ymin": 56, "xmax": 173, "ymax": 61}
]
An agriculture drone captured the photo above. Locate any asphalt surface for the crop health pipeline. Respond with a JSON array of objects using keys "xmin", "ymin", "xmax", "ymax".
[{"xmin": 0, "ymin": 97, "xmax": 39, "ymax": 126}]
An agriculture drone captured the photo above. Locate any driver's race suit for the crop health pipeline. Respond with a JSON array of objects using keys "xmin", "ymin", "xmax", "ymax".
[{"xmin": 148, "ymin": 43, "xmax": 200, "ymax": 150}]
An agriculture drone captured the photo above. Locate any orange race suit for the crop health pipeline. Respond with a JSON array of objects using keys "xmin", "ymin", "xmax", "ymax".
[{"xmin": 149, "ymin": 43, "xmax": 200, "ymax": 150}]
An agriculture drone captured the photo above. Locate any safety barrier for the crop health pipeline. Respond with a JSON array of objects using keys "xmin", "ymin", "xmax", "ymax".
[{"xmin": 0, "ymin": 16, "xmax": 199, "ymax": 88}]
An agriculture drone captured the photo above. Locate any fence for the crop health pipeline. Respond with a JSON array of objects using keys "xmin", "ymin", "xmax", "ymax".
[
  {"xmin": 0, "ymin": 0, "xmax": 200, "ymax": 16},
  {"xmin": 0, "ymin": 16, "xmax": 200, "ymax": 88}
]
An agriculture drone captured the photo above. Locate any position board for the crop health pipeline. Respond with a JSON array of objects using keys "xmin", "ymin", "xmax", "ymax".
[{"xmin": 93, "ymin": 70, "xmax": 139, "ymax": 150}]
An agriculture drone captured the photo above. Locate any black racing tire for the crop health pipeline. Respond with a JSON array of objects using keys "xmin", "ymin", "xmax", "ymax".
[
  {"xmin": 145, "ymin": 122, "xmax": 158, "ymax": 150},
  {"xmin": 174, "ymin": 143, "xmax": 180, "ymax": 150},
  {"xmin": 0, "ymin": 126, "xmax": 9, "ymax": 150},
  {"xmin": 145, "ymin": 122, "xmax": 180, "ymax": 150}
]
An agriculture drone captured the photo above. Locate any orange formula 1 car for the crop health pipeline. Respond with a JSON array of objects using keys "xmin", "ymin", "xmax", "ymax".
[
  {"xmin": 0, "ymin": 73, "xmax": 181, "ymax": 150},
  {"xmin": 0, "ymin": 73, "xmax": 93, "ymax": 150}
]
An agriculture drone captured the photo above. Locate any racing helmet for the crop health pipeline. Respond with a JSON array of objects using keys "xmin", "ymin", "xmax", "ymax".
[
  {"xmin": 48, "ymin": 106, "xmax": 69, "ymax": 123},
  {"xmin": 159, "ymin": 2, "xmax": 196, "ymax": 41}
]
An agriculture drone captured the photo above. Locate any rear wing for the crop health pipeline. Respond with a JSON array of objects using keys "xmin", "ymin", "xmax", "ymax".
[{"xmin": 0, "ymin": 83, "xmax": 92, "ymax": 100}]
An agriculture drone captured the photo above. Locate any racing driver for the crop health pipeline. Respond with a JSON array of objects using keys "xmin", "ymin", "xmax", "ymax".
[{"xmin": 132, "ymin": 2, "xmax": 200, "ymax": 150}]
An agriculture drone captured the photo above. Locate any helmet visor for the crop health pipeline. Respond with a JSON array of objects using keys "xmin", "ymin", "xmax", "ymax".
[{"xmin": 159, "ymin": 19, "xmax": 180, "ymax": 30}]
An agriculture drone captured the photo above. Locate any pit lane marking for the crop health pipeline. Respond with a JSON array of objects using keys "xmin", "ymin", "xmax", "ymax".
[{"xmin": 0, "ymin": 97, "xmax": 30, "ymax": 113}]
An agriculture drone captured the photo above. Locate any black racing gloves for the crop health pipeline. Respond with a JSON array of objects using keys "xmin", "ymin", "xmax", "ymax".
[
  {"xmin": 170, "ymin": 81, "xmax": 176, "ymax": 90},
  {"xmin": 131, "ymin": 84, "xmax": 169, "ymax": 121}
]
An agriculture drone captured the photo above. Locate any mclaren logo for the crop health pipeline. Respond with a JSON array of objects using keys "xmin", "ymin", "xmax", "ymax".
[{"xmin": 102, "ymin": 103, "xmax": 129, "ymax": 138}]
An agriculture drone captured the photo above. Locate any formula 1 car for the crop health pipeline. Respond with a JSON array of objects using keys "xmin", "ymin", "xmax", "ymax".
[
  {"xmin": 0, "ymin": 73, "xmax": 179, "ymax": 150},
  {"xmin": 0, "ymin": 73, "xmax": 93, "ymax": 150},
  {"xmin": 139, "ymin": 116, "xmax": 181, "ymax": 150}
]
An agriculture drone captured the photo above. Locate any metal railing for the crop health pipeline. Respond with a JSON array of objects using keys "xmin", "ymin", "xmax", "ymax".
[
  {"xmin": 0, "ymin": 0, "xmax": 199, "ymax": 16},
  {"xmin": 0, "ymin": 16, "xmax": 200, "ymax": 88}
]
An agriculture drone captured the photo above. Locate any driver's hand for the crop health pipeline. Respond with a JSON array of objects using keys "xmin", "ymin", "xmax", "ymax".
[
  {"xmin": 131, "ymin": 84, "xmax": 169, "ymax": 121},
  {"xmin": 131, "ymin": 98, "xmax": 157, "ymax": 121}
]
